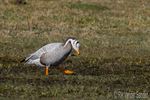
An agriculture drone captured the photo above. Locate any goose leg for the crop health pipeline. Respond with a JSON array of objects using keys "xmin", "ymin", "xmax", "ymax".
[
  {"xmin": 64, "ymin": 69, "xmax": 75, "ymax": 75},
  {"xmin": 58, "ymin": 66, "xmax": 75, "ymax": 75},
  {"xmin": 45, "ymin": 66, "xmax": 49, "ymax": 76}
]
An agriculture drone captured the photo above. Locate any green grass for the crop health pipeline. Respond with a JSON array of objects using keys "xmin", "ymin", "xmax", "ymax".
[
  {"xmin": 68, "ymin": 2, "xmax": 109, "ymax": 11},
  {"xmin": 0, "ymin": 0, "xmax": 150, "ymax": 99}
]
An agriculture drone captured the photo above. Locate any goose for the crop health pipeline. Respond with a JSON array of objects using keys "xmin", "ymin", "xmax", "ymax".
[{"xmin": 21, "ymin": 37, "xmax": 80, "ymax": 76}]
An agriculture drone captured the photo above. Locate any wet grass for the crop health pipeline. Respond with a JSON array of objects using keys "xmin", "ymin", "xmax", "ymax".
[
  {"xmin": 1, "ymin": 56, "xmax": 150, "ymax": 99},
  {"xmin": 0, "ymin": 0, "xmax": 150, "ymax": 99}
]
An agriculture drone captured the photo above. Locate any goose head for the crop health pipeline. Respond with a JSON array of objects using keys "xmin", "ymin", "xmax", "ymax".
[{"xmin": 64, "ymin": 37, "xmax": 80, "ymax": 55}]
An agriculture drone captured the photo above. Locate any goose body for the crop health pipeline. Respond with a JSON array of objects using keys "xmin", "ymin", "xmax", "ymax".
[
  {"xmin": 23, "ymin": 38, "xmax": 80, "ymax": 75},
  {"xmin": 25, "ymin": 43, "xmax": 65, "ymax": 67},
  {"xmin": 40, "ymin": 42, "xmax": 72, "ymax": 66}
]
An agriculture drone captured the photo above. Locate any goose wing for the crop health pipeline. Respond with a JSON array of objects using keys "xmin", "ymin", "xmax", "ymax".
[{"xmin": 24, "ymin": 43, "xmax": 63, "ymax": 62}]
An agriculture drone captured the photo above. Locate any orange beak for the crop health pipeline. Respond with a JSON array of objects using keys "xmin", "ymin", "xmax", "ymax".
[{"xmin": 76, "ymin": 50, "xmax": 80, "ymax": 55}]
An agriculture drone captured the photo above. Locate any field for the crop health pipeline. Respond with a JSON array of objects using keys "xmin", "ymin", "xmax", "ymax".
[{"xmin": 0, "ymin": 0, "xmax": 150, "ymax": 99}]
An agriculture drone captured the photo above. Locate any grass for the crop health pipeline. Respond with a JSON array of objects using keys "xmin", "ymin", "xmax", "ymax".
[
  {"xmin": 0, "ymin": 0, "xmax": 150, "ymax": 99},
  {"xmin": 68, "ymin": 2, "xmax": 109, "ymax": 11}
]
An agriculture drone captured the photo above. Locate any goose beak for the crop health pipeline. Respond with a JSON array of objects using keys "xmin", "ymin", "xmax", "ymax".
[
  {"xmin": 76, "ymin": 50, "xmax": 80, "ymax": 55},
  {"xmin": 71, "ymin": 50, "xmax": 80, "ymax": 56}
]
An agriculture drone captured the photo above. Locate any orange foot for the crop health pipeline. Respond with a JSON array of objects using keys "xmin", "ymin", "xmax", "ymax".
[{"xmin": 63, "ymin": 70, "xmax": 75, "ymax": 75}]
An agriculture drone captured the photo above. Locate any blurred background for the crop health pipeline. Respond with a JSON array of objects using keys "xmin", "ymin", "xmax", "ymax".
[{"xmin": 0, "ymin": 0, "xmax": 150, "ymax": 99}]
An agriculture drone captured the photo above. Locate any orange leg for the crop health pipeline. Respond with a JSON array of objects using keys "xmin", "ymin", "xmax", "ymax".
[
  {"xmin": 63, "ymin": 69, "xmax": 75, "ymax": 75},
  {"xmin": 58, "ymin": 66, "xmax": 75, "ymax": 75},
  {"xmin": 45, "ymin": 66, "xmax": 49, "ymax": 76}
]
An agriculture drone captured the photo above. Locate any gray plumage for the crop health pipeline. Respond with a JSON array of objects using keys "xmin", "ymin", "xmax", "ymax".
[
  {"xmin": 23, "ymin": 38, "xmax": 80, "ymax": 68},
  {"xmin": 40, "ymin": 42, "xmax": 72, "ymax": 66}
]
